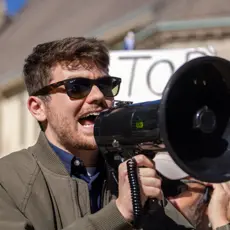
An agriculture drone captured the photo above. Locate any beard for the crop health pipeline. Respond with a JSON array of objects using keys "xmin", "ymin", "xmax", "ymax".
[
  {"xmin": 46, "ymin": 107, "xmax": 98, "ymax": 151},
  {"xmin": 179, "ymin": 194, "xmax": 208, "ymax": 229}
]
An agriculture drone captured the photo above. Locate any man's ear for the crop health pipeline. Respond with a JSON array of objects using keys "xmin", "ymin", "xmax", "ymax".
[{"xmin": 27, "ymin": 96, "xmax": 47, "ymax": 122}]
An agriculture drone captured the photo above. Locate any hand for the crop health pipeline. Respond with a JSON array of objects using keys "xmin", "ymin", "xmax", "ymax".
[
  {"xmin": 115, "ymin": 154, "xmax": 162, "ymax": 221},
  {"xmin": 208, "ymin": 182, "xmax": 230, "ymax": 230}
]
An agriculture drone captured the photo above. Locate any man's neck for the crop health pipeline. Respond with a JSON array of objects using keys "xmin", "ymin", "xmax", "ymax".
[{"xmin": 45, "ymin": 134, "xmax": 99, "ymax": 167}]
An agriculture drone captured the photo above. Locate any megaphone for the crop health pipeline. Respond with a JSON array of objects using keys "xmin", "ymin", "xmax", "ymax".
[{"xmin": 94, "ymin": 56, "xmax": 230, "ymax": 183}]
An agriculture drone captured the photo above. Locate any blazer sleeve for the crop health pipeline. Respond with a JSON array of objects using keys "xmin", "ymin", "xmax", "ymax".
[{"xmin": 0, "ymin": 184, "xmax": 132, "ymax": 230}]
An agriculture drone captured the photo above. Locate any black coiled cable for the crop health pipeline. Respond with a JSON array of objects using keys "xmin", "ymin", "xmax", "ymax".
[{"xmin": 127, "ymin": 158, "xmax": 143, "ymax": 229}]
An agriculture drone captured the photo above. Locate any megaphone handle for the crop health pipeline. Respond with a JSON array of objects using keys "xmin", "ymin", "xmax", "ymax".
[{"xmin": 127, "ymin": 158, "xmax": 143, "ymax": 230}]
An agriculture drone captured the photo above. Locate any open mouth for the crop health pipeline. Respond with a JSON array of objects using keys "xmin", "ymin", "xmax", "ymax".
[{"xmin": 78, "ymin": 112, "xmax": 100, "ymax": 127}]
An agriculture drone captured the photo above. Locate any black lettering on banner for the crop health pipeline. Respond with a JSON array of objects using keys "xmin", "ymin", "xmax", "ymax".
[
  {"xmin": 146, "ymin": 60, "xmax": 175, "ymax": 96},
  {"xmin": 185, "ymin": 50, "xmax": 208, "ymax": 62},
  {"xmin": 119, "ymin": 56, "xmax": 151, "ymax": 96},
  {"xmin": 118, "ymin": 49, "xmax": 211, "ymax": 98}
]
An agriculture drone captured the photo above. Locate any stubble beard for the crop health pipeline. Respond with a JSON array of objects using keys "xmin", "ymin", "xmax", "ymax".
[
  {"xmin": 47, "ymin": 110, "xmax": 98, "ymax": 151},
  {"xmin": 181, "ymin": 195, "xmax": 207, "ymax": 229}
]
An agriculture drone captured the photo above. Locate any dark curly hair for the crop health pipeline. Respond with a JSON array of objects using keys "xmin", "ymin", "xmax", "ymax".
[{"xmin": 23, "ymin": 37, "xmax": 110, "ymax": 96}]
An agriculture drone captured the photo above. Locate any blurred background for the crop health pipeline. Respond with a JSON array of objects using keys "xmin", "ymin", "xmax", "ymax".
[{"xmin": 0, "ymin": 0, "xmax": 230, "ymax": 157}]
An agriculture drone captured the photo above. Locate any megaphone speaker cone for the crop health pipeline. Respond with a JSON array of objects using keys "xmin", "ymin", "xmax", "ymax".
[{"xmin": 160, "ymin": 56, "xmax": 230, "ymax": 183}]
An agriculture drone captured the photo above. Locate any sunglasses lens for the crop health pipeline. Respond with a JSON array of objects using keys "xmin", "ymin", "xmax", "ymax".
[
  {"xmin": 66, "ymin": 77, "xmax": 121, "ymax": 99},
  {"xmin": 98, "ymin": 77, "xmax": 120, "ymax": 97},
  {"xmin": 66, "ymin": 79, "xmax": 91, "ymax": 99}
]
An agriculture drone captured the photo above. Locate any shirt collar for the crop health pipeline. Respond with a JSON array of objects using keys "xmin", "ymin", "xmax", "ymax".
[
  {"xmin": 48, "ymin": 142, "xmax": 105, "ymax": 177},
  {"xmin": 48, "ymin": 141, "xmax": 74, "ymax": 174}
]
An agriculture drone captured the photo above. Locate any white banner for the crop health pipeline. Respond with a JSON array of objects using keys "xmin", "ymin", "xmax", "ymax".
[{"xmin": 109, "ymin": 47, "xmax": 216, "ymax": 103}]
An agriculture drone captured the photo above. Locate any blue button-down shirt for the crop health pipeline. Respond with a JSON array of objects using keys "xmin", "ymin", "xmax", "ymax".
[{"xmin": 49, "ymin": 142, "xmax": 105, "ymax": 213}]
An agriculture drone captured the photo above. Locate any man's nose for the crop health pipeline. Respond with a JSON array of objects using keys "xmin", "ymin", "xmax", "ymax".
[{"xmin": 85, "ymin": 85, "xmax": 105, "ymax": 104}]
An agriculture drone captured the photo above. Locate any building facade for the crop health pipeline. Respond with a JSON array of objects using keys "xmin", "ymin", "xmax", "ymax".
[
  {"xmin": 1, "ymin": 1, "xmax": 230, "ymax": 157},
  {"xmin": 1, "ymin": 36, "xmax": 230, "ymax": 157},
  {"xmin": 0, "ymin": 83, "xmax": 40, "ymax": 157}
]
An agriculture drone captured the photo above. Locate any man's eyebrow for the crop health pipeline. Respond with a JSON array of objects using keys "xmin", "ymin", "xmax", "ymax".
[
  {"xmin": 66, "ymin": 75, "xmax": 86, "ymax": 79},
  {"xmin": 66, "ymin": 74, "xmax": 109, "ymax": 80}
]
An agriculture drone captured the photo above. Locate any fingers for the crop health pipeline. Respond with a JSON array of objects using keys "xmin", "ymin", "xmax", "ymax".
[
  {"xmin": 139, "ymin": 167, "xmax": 157, "ymax": 177},
  {"xmin": 208, "ymin": 182, "xmax": 230, "ymax": 205},
  {"xmin": 134, "ymin": 154, "xmax": 155, "ymax": 168},
  {"xmin": 116, "ymin": 154, "xmax": 163, "ymax": 220},
  {"xmin": 222, "ymin": 182, "xmax": 230, "ymax": 195},
  {"xmin": 142, "ymin": 186, "xmax": 163, "ymax": 200},
  {"xmin": 118, "ymin": 154, "xmax": 155, "ymax": 175},
  {"xmin": 211, "ymin": 182, "xmax": 230, "ymax": 194},
  {"xmin": 119, "ymin": 154, "xmax": 155, "ymax": 168},
  {"xmin": 141, "ymin": 176, "xmax": 162, "ymax": 200},
  {"xmin": 208, "ymin": 182, "xmax": 230, "ymax": 229},
  {"xmin": 136, "ymin": 157, "xmax": 162, "ymax": 200},
  {"xmin": 140, "ymin": 176, "xmax": 162, "ymax": 188}
]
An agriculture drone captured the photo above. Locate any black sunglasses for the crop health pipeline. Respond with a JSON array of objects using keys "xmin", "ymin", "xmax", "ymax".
[{"xmin": 31, "ymin": 76, "xmax": 121, "ymax": 99}]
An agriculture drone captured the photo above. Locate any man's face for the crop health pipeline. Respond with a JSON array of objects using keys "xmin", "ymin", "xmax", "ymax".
[{"xmin": 42, "ymin": 62, "xmax": 113, "ymax": 151}]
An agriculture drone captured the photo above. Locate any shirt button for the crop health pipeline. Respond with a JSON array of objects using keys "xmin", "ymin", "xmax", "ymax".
[{"xmin": 74, "ymin": 159, "xmax": 81, "ymax": 167}]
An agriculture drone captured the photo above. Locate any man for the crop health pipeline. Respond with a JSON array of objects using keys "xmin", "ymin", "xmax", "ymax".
[
  {"xmin": 0, "ymin": 36, "xmax": 228, "ymax": 230},
  {"xmin": 154, "ymin": 152, "xmax": 230, "ymax": 230},
  {"xmin": 123, "ymin": 31, "xmax": 135, "ymax": 50},
  {"xmin": 0, "ymin": 37, "xmax": 161, "ymax": 230}
]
